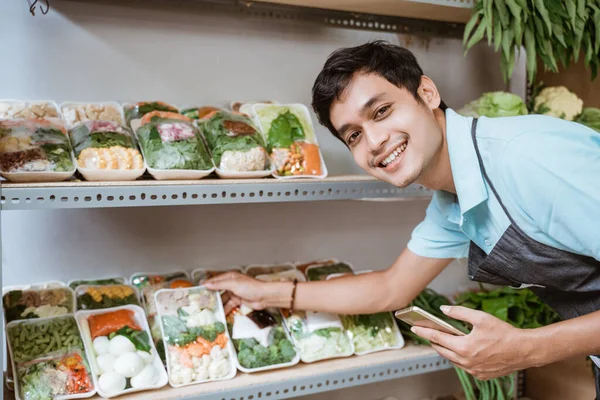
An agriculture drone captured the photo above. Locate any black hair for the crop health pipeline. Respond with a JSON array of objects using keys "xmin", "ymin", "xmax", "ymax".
[{"xmin": 311, "ymin": 40, "xmax": 447, "ymax": 142}]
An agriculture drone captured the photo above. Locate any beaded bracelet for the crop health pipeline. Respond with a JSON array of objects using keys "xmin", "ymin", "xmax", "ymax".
[{"xmin": 290, "ymin": 279, "xmax": 298, "ymax": 313}]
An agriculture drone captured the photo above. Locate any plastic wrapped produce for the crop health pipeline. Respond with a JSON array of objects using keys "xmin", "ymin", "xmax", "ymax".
[
  {"xmin": 0, "ymin": 100, "xmax": 59, "ymax": 120},
  {"xmin": 250, "ymin": 103, "xmax": 327, "ymax": 178},
  {"xmin": 155, "ymin": 287, "xmax": 236, "ymax": 387},
  {"xmin": 180, "ymin": 106, "xmax": 223, "ymax": 120},
  {"xmin": 244, "ymin": 264, "xmax": 295, "ymax": 278},
  {"xmin": 75, "ymin": 284, "xmax": 140, "ymax": 310},
  {"xmin": 61, "ymin": 102, "xmax": 124, "ymax": 127},
  {"xmin": 69, "ymin": 120, "xmax": 144, "ymax": 181},
  {"xmin": 75, "ymin": 306, "xmax": 168, "ymax": 398},
  {"xmin": 134, "ymin": 111, "xmax": 214, "ymax": 179},
  {"xmin": 124, "ymin": 101, "xmax": 179, "ymax": 129},
  {"xmin": 6, "ymin": 315, "xmax": 96, "ymax": 400},
  {"xmin": 198, "ymin": 111, "xmax": 271, "ymax": 178},
  {"xmin": 0, "ymin": 119, "xmax": 75, "ymax": 182},
  {"xmin": 68, "ymin": 277, "xmax": 127, "ymax": 291},
  {"xmin": 3, "ymin": 287, "xmax": 75, "ymax": 324}
]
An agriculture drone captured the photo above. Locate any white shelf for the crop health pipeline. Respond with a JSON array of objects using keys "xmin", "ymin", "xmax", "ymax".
[
  {"xmin": 4, "ymin": 345, "xmax": 450, "ymax": 400},
  {"xmin": 0, "ymin": 176, "xmax": 432, "ymax": 210}
]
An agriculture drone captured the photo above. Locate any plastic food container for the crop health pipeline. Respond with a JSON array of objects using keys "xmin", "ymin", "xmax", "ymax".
[
  {"xmin": 133, "ymin": 111, "xmax": 215, "ymax": 180},
  {"xmin": 196, "ymin": 111, "xmax": 274, "ymax": 179},
  {"xmin": 255, "ymin": 269, "xmax": 354, "ymax": 363},
  {"xmin": 244, "ymin": 264, "xmax": 295, "ymax": 278},
  {"xmin": 68, "ymin": 277, "xmax": 127, "ymax": 291},
  {"xmin": 230, "ymin": 100, "xmax": 278, "ymax": 117},
  {"xmin": 0, "ymin": 119, "xmax": 76, "ymax": 182},
  {"xmin": 191, "ymin": 267, "xmax": 244, "ymax": 286},
  {"xmin": 123, "ymin": 102, "xmax": 180, "ymax": 132},
  {"xmin": 2, "ymin": 280, "xmax": 66, "ymax": 295},
  {"xmin": 226, "ymin": 304, "xmax": 299, "ymax": 373},
  {"xmin": 249, "ymin": 103, "xmax": 328, "ymax": 179},
  {"xmin": 327, "ymin": 271, "xmax": 405, "ymax": 356},
  {"xmin": 304, "ymin": 261, "xmax": 355, "ymax": 282},
  {"xmin": 68, "ymin": 120, "xmax": 145, "ymax": 181},
  {"xmin": 2, "ymin": 287, "xmax": 76, "ymax": 324},
  {"xmin": 0, "ymin": 99, "xmax": 61, "ymax": 121},
  {"xmin": 6, "ymin": 315, "xmax": 96, "ymax": 400},
  {"xmin": 75, "ymin": 305, "xmax": 168, "ymax": 398},
  {"xmin": 75, "ymin": 284, "xmax": 140, "ymax": 311},
  {"xmin": 179, "ymin": 106, "xmax": 226, "ymax": 121},
  {"xmin": 60, "ymin": 102, "xmax": 124, "ymax": 127},
  {"xmin": 154, "ymin": 287, "xmax": 236, "ymax": 387}
]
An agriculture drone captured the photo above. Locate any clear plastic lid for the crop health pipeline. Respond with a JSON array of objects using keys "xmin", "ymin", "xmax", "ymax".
[
  {"xmin": 60, "ymin": 102, "xmax": 124, "ymax": 128},
  {"xmin": 0, "ymin": 100, "xmax": 60, "ymax": 121},
  {"xmin": 68, "ymin": 277, "xmax": 127, "ymax": 291},
  {"xmin": 154, "ymin": 287, "xmax": 236, "ymax": 387},
  {"xmin": 129, "ymin": 271, "xmax": 193, "ymax": 317},
  {"xmin": 75, "ymin": 284, "xmax": 140, "ymax": 311}
]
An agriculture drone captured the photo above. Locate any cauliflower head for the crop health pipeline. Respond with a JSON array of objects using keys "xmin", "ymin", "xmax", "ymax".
[{"xmin": 533, "ymin": 86, "xmax": 583, "ymax": 121}]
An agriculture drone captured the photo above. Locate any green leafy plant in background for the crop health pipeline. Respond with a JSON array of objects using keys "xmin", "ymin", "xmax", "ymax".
[
  {"xmin": 463, "ymin": 0, "xmax": 600, "ymax": 83},
  {"xmin": 397, "ymin": 287, "xmax": 560, "ymax": 400}
]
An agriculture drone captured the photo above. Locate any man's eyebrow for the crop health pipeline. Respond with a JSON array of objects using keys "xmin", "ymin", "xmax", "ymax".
[{"xmin": 336, "ymin": 92, "xmax": 387, "ymax": 140}]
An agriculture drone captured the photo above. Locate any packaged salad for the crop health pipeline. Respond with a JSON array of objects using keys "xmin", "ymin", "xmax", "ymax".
[
  {"xmin": 256, "ymin": 270, "xmax": 354, "ymax": 363},
  {"xmin": 134, "ymin": 111, "xmax": 214, "ymax": 180},
  {"xmin": 68, "ymin": 277, "xmax": 127, "ymax": 291},
  {"xmin": 250, "ymin": 103, "xmax": 327, "ymax": 179},
  {"xmin": 75, "ymin": 306, "xmax": 168, "ymax": 398},
  {"xmin": 60, "ymin": 102, "xmax": 124, "ymax": 127},
  {"xmin": 326, "ymin": 271, "xmax": 405, "ymax": 355},
  {"xmin": 0, "ymin": 119, "xmax": 75, "ymax": 182},
  {"xmin": 226, "ymin": 302, "xmax": 298, "ymax": 373},
  {"xmin": 6, "ymin": 315, "xmax": 96, "ymax": 400},
  {"xmin": 69, "ymin": 120, "xmax": 145, "ymax": 181},
  {"xmin": 3, "ymin": 287, "xmax": 75, "ymax": 324},
  {"xmin": 0, "ymin": 100, "xmax": 60, "ymax": 120},
  {"xmin": 155, "ymin": 287, "xmax": 236, "ymax": 387},
  {"xmin": 2, "ymin": 281, "xmax": 66, "ymax": 295},
  {"xmin": 197, "ymin": 111, "xmax": 272, "ymax": 178},
  {"xmin": 130, "ymin": 272, "xmax": 194, "ymax": 359},
  {"xmin": 75, "ymin": 284, "xmax": 140, "ymax": 311}
]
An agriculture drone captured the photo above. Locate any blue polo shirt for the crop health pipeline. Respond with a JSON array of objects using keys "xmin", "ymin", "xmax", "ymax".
[{"xmin": 407, "ymin": 109, "xmax": 600, "ymax": 261}]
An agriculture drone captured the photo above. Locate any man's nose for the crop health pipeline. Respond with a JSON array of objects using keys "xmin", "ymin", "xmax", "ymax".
[{"xmin": 366, "ymin": 125, "xmax": 389, "ymax": 152}]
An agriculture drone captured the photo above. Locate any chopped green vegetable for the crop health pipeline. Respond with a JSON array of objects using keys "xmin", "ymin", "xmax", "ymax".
[
  {"xmin": 575, "ymin": 107, "xmax": 600, "ymax": 132},
  {"xmin": 68, "ymin": 278, "xmax": 125, "ymax": 290},
  {"xmin": 232, "ymin": 326, "xmax": 296, "ymax": 369},
  {"xmin": 161, "ymin": 315, "xmax": 225, "ymax": 346},
  {"xmin": 457, "ymin": 92, "xmax": 528, "ymax": 118},
  {"xmin": 341, "ymin": 312, "xmax": 400, "ymax": 354}
]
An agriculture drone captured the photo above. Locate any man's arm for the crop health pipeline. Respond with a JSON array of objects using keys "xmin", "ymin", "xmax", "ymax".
[{"xmin": 205, "ymin": 249, "xmax": 452, "ymax": 315}]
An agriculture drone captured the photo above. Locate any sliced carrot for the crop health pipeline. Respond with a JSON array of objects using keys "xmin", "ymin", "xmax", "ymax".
[
  {"xmin": 140, "ymin": 111, "xmax": 190, "ymax": 126},
  {"xmin": 169, "ymin": 280, "xmax": 193, "ymax": 288}
]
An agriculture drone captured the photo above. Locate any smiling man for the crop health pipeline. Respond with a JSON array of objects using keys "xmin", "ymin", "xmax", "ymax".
[{"xmin": 206, "ymin": 41, "xmax": 600, "ymax": 394}]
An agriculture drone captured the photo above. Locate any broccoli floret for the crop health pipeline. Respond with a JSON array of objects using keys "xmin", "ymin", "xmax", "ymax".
[
  {"xmin": 236, "ymin": 338, "xmax": 258, "ymax": 352},
  {"xmin": 278, "ymin": 339, "xmax": 296, "ymax": 361},
  {"xmin": 214, "ymin": 321, "xmax": 225, "ymax": 333},
  {"xmin": 238, "ymin": 348, "xmax": 257, "ymax": 369}
]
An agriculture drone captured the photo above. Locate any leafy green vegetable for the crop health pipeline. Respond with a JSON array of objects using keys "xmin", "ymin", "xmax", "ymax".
[
  {"xmin": 232, "ymin": 326, "xmax": 296, "ymax": 369},
  {"xmin": 306, "ymin": 263, "xmax": 353, "ymax": 282},
  {"xmin": 77, "ymin": 293, "xmax": 139, "ymax": 310},
  {"xmin": 125, "ymin": 102, "xmax": 178, "ymax": 124},
  {"xmin": 341, "ymin": 312, "xmax": 400, "ymax": 353},
  {"xmin": 575, "ymin": 107, "xmax": 600, "ymax": 132},
  {"xmin": 457, "ymin": 92, "xmax": 528, "ymax": 118},
  {"xmin": 266, "ymin": 110, "xmax": 305, "ymax": 151},
  {"xmin": 137, "ymin": 118, "xmax": 212, "ymax": 170},
  {"xmin": 41, "ymin": 144, "xmax": 74, "ymax": 172},
  {"xmin": 199, "ymin": 112, "xmax": 266, "ymax": 167},
  {"xmin": 109, "ymin": 326, "xmax": 152, "ymax": 352},
  {"xmin": 162, "ymin": 315, "xmax": 225, "ymax": 346}
]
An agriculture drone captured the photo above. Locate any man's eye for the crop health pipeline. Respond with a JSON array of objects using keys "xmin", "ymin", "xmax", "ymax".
[
  {"xmin": 347, "ymin": 131, "xmax": 361, "ymax": 143},
  {"xmin": 376, "ymin": 106, "xmax": 389, "ymax": 117}
]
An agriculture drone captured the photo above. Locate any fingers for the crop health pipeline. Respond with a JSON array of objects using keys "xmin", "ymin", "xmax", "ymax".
[
  {"xmin": 431, "ymin": 343, "xmax": 466, "ymax": 367},
  {"xmin": 411, "ymin": 326, "xmax": 463, "ymax": 350},
  {"xmin": 204, "ymin": 271, "xmax": 242, "ymax": 286},
  {"xmin": 440, "ymin": 305, "xmax": 488, "ymax": 325},
  {"xmin": 204, "ymin": 275, "xmax": 240, "ymax": 292},
  {"xmin": 223, "ymin": 295, "xmax": 242, "ymax": 315}
]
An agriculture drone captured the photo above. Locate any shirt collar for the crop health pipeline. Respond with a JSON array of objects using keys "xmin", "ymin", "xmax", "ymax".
[{"xmin": 445, "ymin": 108, "xmax": 489, "ymax": 216}]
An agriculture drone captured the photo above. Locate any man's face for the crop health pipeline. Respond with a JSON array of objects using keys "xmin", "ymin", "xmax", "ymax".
[{"xmin": 329, "ymin": 73, "xmax": 443, "ymax": 188}]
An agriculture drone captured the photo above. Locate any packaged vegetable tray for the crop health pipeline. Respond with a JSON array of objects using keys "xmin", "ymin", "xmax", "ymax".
[
  {"xmin": 180, "ymin": 106, "xmax": 224, "ymax": 121},
  {"xmin": 250, "ymin": 103, "xmax": 327, "ymax": 179},
  {"xmin": 134, "ymin": 111, "xmax": 215, "ymax": 180},
  {"xmin": 124, "ymin": 101, "xmax": 179, "ymax": 132},
  {"xmin": 0, "ymin": 119, "xmax": 76, "ymax": 182},
  {"xmin": 75, "ymin": 284, "xmax": 140, "ymax": 311},
  {"xmin": 244, "ymin": 264, "xmax": 295, "ymax": 278},
  {"xmin": 304, "ymin": 261, "xmax": 355, "ymax": 282},
  {"xmin": 326, "ymin": 271, "xmax": 405, "ymax": 356},
  {"xmin": 226, "ymin": 302, "xmax": 299, "ymax": 373},
  {"xmin": 68, "ymin": 277, "xmax": 127, "ymax": 291},
  {"xmin": 257, "ymin": 270, "xmax": 354, "ymax": 363},
  {"xmin": 197, "ymin": 110, "xmax": 273, "ymax": 178},
  {"xmin": 75, "ymin": 305, "xmax": 168, "ymax": 398},
  {"xmin": 3, "ymin": 287, "xmax": 76, "ymax": 324},
  {"xmin": 69, "ymin": 120, "xmax": 145, "ymax": 181},
  {"xmin": 2, "ymin": 280, "xmax": 66, "ymax": 295},
  {"xmin": 154, "ymin": 287, "xmax": 236, "ymax": 387},
  {"xmin": 0, "ymin": 100, "xmax": 60, "ymax": 121},
  {"xmin": 6, "ymin": 315, "xmax": 96, "ymax": 400},
  {"xmin": 60, "ymin": 102, "xmax": 124, "ymax": 128}
]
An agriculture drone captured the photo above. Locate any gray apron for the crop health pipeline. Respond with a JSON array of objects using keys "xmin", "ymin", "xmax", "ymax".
[{"xmin": 466, "ymin": 119, "xmax": 600, "ymax": 397}]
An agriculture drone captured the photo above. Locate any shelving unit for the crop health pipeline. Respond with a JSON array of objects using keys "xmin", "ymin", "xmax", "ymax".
[
  {"xmin": 3, "ymin": 346, "xmax": 450, "ymax": 400},
  {"xmin": 0, "ymin": 177, "xmax": 432, "ymax": 210}
]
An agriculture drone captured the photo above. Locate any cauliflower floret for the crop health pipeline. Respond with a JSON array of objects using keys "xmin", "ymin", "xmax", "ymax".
[
  {"xmin": 202, "ymin": 354, "xmax": 211, "ymax": 369},
  {"xmin": 208, "ymin": 358, "xmax": 230, "ymax": 379},
  {"xmin": 195, "ymin": 365, "xmax": 210, "ymax": 381},
  {"xmin": 171, "ymin": 366, "xmax": 193, "ymax": 385},
  {"xmin": 210, "ymin": 345, "xmax": 224, "ymax": 360},
  {"xmin": 534, "ymin": 86, "xmax": 583, "ymax": 121},
  {"xmin": 186, "ymin": 309, "xmax": 216, "ymax": 328}
]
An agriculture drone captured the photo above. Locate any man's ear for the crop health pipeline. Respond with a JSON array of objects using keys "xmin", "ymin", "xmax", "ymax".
[{"xmin": 418, "ymin": 76, "xmax": 442, "ymax": 110}]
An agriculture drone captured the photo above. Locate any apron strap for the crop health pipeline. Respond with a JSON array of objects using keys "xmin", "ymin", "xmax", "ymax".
[{"xmin": 470, "ymin": 118, "xmax": 519, "ymax": 227}]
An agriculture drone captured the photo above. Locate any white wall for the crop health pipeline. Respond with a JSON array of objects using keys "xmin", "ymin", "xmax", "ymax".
[{"xmin": 1, "ymin": 0, "xmax": 525, "ymax": 398}]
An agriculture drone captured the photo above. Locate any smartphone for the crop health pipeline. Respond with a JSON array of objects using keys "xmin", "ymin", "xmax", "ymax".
[{"xmin": 394, "ymin": 306, "xmax": 467, "ymax": 336}]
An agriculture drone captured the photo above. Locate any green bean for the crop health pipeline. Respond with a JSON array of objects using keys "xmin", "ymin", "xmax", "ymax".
[
  {"xmin": 40, "ymin": 323, "xmax": 49, "ymax": 334},
  {"xmin": 52, "ymin": 330, "xmax": 62, "ymax": 349},
  {"xmin": 19, "ymin": 329, "xmax": 26, "ymax": 342},
  {"xmin": 43, "ymin": 337, "xmax": 56, "ymax": 354},
  {"xmin": 59, "ymin": 323, "xmax": 70, "ymax": 335}
]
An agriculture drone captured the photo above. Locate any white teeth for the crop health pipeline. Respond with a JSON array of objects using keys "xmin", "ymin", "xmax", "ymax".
[{"xmin": 381, "ymin": 143, "xmax": 407, "ymax": 167}]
